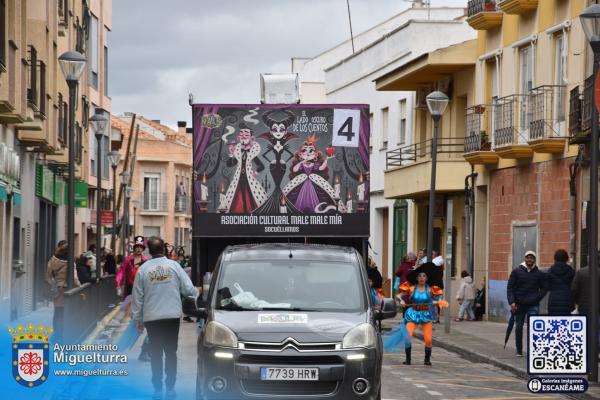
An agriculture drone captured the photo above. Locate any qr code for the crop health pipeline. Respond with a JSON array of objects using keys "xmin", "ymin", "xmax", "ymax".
[{"xmin": 528, "ymin": 316, "xmax": 587, "ymax": 374}]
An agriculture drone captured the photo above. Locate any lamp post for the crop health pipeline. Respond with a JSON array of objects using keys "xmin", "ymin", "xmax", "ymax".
[
  {"xmin": 580, "ymin": 4, "xmax": 600, "ymax": 383},
  {"xmin": 58, "ymin": 50, "xmax": 86, "ymax": 288},
  {"xmin": 121, "ymin": 171, "xmax": 130, "ymax": 258},
  {"xmin": 90, "ymin": 111, "xmax": 108, "ymax": 278},
  {"xmin": 107, "ymin": 151, "xmax": 121, "ymax": 252},
  {"xmin": 425, "ymin": 91, "xmax": 449, "ymax": 260}
]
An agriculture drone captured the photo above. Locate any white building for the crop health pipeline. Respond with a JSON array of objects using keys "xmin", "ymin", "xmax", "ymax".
[{"xmin": 288, "ymin": 5, "xmax": 475, "ymax": 292}]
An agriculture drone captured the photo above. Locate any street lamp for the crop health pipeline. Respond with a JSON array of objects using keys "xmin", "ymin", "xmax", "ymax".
[
  {"xmin": 580, "ymin": 4, "xmax": 600, "ymax": 383},
  {"xmin": 121, "ymin": 171, "xmax": 130, "ymax": 258},
  {"xmin": 107, "ymin": 151, "xmax": 121, "ymax": 253},
  {"xmin": 58, "ymin": 50, "xmax": 86, "ymax": 289},
  {"xmin": 90, "ymin": 111, "xmax": 108, "ymax": 278},
  {"xmin": 425, "ymin": 91, "xmax": 449, "ymax": 260}
]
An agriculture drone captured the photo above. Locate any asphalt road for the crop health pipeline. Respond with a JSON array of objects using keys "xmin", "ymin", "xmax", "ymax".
[{"xmin": 381, "ymin": 341, "xmax": 568, "ymax": 400}]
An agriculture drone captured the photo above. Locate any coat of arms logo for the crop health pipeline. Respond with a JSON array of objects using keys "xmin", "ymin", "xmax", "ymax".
[{"xmin": 9, "ymin": 324, "xmax": 51, "ymax": 388}]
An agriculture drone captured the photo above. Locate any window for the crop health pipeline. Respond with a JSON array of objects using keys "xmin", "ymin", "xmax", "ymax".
[
  {"xmin": 398, "ymin": 99, "xmax": 407, "ymax": 145},
  {"xmin": 57, "ymin": 93, "xmax": 65, "ymax": 144},
  {"xmin": 0, "ymin": 0, "xmax": 6, "ymax": 68},
  {"xmin": 519, "ymin": 46, "xmax": 533, "ymax": 131},
  {"xmin": 143, "ymin": 226, "xmax": 161, "ymax": 238},
  {"xmin": 58, "ymin": 0, "xmax": 68, "ymax": 25},
  {"xmin": 75, "ymin": 18, "xmax": 85, "ymax": 54},
  {"xmin": 104, "ymin": 27, "xmax": 109, "ymax": 95},
  {"xmin": 27, "ymin": 46, "xmax": 37, "ymax": 107},
  {"xmin": 75, "ymin": 123, "xmax": 82, "ymax": 164},
  {"xmin": 39, "ymin": 61, "xmax": 46, "ymax": 115},
  {"xmin": 62, "ymin": 98, "xmax": 68, "ymax": 146},
  {"xmin": 90, "ymin": 132, "xmax": 96, "ymax": 176},
  {"xmin": 143, "ymin": 174, "xmax": 160, "ymax": 211},
  {"xmin": 369, "ymin": 113, "xmax": 373, "ymax": 154},
  {"xmin": 381, "ymin": 107, "xmax": 389, "ymax": 150},
  {"xmin": 88, "ymin": 14, "xmax": 99, "ymax": 89},
  {"xmin": 554, "ymin": 33, "xmax": 566, "ymax": 122}
]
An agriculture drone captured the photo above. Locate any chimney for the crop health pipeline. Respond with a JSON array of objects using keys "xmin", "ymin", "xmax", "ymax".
[
  {"xmin": 177, "ymin": 121, "xmax": 187, "ymax": 135},
  {"xmin": 152, "ymin": 119, "xmax": 161, "ymax": 124},
  {"xmin": 186, "ymin": 127, "xmax": 193, "ymax": 134}
]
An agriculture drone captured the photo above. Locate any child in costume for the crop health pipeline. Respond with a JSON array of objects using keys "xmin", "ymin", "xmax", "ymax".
[{"xmin": 396, "ymin": 262, "xmax": 447, "ymax": 366}]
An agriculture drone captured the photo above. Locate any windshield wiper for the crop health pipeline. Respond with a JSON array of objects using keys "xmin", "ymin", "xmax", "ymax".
[{"xmin": 258, "ymin": 307, "xmax": 321, "ymax": 312}]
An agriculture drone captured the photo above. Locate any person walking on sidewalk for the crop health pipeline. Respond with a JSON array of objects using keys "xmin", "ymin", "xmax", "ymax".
[
  {"xmin": 396, "ymin": 262, "xmax": 445, "ymax": 366},
  {"xmin": 507, "ymin": 250, "xmax": 548, "ymax": 356},
  {"xmin": 132, "ymin": 236, "xmax": 198, "ymax": 400},
  {"xmin": 547, "ymin": 249, "xmax": 575, "ymax": 315},
  {"xmin": 116, "ymin": 236, "xmax": 149, "ymax": 298},
  {"xmin": 474, "ymin": 277, "xmax": 486, "ymax": 321},
  {"xmin": 455, "ymin": 270, "xmax": 476, "ymax": 321},
  {"xmin": 571, "ymin": 252, "xmax": 600, "ymax": 347}
]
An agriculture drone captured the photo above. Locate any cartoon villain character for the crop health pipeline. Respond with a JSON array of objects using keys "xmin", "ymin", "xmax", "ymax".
[
  {"xmin": 221, "ymin": 125, "xmax": 267, "ymax": 213},
  {"xmin": 283, "ymin": 135, "xmax": 337, "ymax": 213},
  {"xmin": 254, "ymin": 109, "xmax": 300, "ymax": 214}
]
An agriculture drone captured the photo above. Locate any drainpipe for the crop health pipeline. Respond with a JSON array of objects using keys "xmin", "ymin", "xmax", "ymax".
[
  {"xmin": 464, "ymin": 170, "xmax": 478, "ymax": 276},
  {"xmin": 569, "ymin": 148, "xmax": 584, "ymax": 269}
]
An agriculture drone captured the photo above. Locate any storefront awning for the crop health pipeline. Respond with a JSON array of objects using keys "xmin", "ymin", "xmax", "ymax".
[{"xmin": 375, "ymin": 39, "xmax": 477, "ymax": 91}]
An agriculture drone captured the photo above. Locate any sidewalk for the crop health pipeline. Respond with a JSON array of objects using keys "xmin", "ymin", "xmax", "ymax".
[{"xmin": 383, "ymin": 317, "xmax": 600, "ymax": 399}]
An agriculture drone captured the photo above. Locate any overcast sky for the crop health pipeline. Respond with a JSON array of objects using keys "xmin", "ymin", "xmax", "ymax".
[{"xmin": 110, "ymin": 0, "xmax": 467, "ymax": 128}]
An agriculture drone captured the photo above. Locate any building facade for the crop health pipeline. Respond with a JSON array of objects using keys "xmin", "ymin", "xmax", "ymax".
[
  {"xmin": 0, "ymin": 0, "xmax": 112, "ymax": 321},
  {"xmin": 378, "ymin": 0, "xmax": 591, "ymax": 320},
  {"xmin": 289, "ymin": 4, "xmax": 473, "ymax": 295},
  {"xmin": 111, "ymin": 114, "xmax": 193, "ymax": 254}
]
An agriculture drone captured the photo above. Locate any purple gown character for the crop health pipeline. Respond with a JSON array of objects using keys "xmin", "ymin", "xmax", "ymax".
[{"xmin": 283, "ymin": 138, "xmax": 337, "ymax": 213}]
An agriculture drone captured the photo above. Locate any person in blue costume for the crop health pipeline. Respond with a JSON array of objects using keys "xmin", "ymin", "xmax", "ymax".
[{"xmin": 396, "ymin": 262, "xmax": 446, "ymax": 366}]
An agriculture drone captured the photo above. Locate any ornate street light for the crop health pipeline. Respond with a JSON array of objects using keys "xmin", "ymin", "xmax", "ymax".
[
  {"xmin": 580, "ymin": 3, "xmax": 600, "ymax": 383},
  {"xmin": 90, "ymin": 111, "xmax": 109, "ymax": 278},
  {"xmin": 425, "ymin": 91, "xmax": 449, "ymax": 260},
  {"xmin": 59, "ymin": 50, "xmax": 86, "ymax": 289}
]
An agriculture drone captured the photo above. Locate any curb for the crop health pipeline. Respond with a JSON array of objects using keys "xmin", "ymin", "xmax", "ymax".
[{"xmin": 411, "ymin": 331, "xmax": 599, "ymax": 400}]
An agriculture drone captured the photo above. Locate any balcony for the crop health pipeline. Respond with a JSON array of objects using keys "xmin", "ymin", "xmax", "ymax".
[
  {"xmin": 174, "ymin": 195, "xmax": 191, "ymax": 214},
  {"xmin": 463, "ymin": 105, "xmax": 499, "ymax": 165},
  {"xmin": 527, "ymin": 85, "xmax": 567, "ymax": 153},
  {"xmin": 571, "ymin": 75, "xmax": 596, "ymax": 145},
  {"xmin": 467, "ymin": 0, "xmax": 503, "ymax": 30},
  {"xmin": 493, "ymin": 94, "xmax": 533, "ymax": 159},
  {"xmin": 498, "ymin": 0, "xmax": 538, "ymax": 14},
  {"xmin": 385, "ymin": 137, "xmax": 471, "ymax": 199},
  {"xmin": 139, "ymin": 192, "xmax": 169, "ymax": 213}
]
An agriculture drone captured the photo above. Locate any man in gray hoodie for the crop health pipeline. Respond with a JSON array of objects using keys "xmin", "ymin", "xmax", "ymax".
[{"xmin": 132, "ymin": 236, "xmax": 198, "ymax": 400}]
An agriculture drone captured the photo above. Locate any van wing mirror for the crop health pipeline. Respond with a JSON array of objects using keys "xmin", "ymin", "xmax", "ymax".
[{"xmin": 378, "ymin": 298, "xmax": 397, "ymax": 320}]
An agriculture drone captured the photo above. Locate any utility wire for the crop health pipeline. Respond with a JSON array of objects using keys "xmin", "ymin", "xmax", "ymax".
[{"xmin": 346, "ymin": 0, "xmax": 355, "ymax": 53}]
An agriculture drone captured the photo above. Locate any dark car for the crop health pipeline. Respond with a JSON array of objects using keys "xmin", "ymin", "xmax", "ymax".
[{"xmin": 196, "ymin": 243, "xmax": 396, "ymax": 400}]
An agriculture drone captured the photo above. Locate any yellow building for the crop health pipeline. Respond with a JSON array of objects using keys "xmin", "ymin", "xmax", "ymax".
[
  {"xmin": 0, "ymin": 0, "xmax": 112, "ymax": 319},
  {"xmin": 378, "ymin": 0, "xmax": 591, "ymax": 321},
  {"xmin": 111, "ymin": 115, "xmax": 193, "ymax": 254},
  {"xmin": 376, "ymin": 39, "xmax": 479, "ymax": 315}
]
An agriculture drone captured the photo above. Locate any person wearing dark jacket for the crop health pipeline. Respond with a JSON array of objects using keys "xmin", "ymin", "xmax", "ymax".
[
  {"xmin": 395, "ymin": 253, "xmax": 416, "ymax": 285},
  {"xmin": 507, "ymin": 250, "xmax": 548, "ymax": 356},
  {"xmin": 547, "ymin": 249, "xmax": 575, "ymax": 315},
  {"xmin": 572, "ymin": 256, "xmax": 600, "ymax": 347},
  {"xmin": 367, "ymin": 256, "xmax": 383, "ymax": 289}
]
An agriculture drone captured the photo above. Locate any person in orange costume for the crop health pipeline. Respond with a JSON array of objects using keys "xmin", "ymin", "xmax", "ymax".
[{"xmin": 396, "ymin": 262, "xmax": 447, "ymax": 366}]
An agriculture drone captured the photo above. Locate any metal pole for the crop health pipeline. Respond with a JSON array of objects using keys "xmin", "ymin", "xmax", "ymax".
[
  {"xmin": 464, "ymin": 176, "xmax": 471, "ymax": 276},
  {"xmin": 96, "ymin": 134, "xmax": 102, "ymax": 278},
  {"xmin": 427, "ymin": 117, "xmax": 440, "ymax": 260},
  {"xmin": 588, "ymin": 50, "xmax": 599, "ymax": 383},
  {"xmin": 111, "ymin": 165, "xmax": 117, "ymax": 252},
  {"xmin": 67, "ymin": 80, "xmax": 76, "ymax": 289},
  {"xmin": 121, "ymin": 183, "xmax": 127, "ymax": 259},
  {"xmin": 444, "ymin": 199, "xmax": 453, "ymax": 334}
]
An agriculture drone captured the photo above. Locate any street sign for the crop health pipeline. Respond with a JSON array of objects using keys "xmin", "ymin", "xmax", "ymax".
[{"xmin": 101, "ymin": 210, "xmax": 113, "ymax": 226}]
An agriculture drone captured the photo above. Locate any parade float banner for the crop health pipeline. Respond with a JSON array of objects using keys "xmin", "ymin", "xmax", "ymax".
[{"xmin": 192, "ymin": 104, "xmax": 370, "ymax": 237}]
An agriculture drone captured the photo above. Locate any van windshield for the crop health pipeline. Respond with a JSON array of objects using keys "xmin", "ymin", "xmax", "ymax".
[{"xmin": 215, "ymin": 261, "xmax": 365, "ymax": 313}]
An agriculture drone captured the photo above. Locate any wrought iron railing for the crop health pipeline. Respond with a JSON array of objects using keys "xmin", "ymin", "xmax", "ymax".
[
  {"xmin": 386, "ymin": 137, "xmax": 465, "ymax": 169},
  {"xmin": 175, "ymin": 195, "xmax": 191, "ymax": 214},
  {"xmin": 468, "ymin": 0, "xmax": 498, "ymax": 16},
  {"xmin": 493, "ymin": 94, "xmax": 530, "ymax": 147},
  {"xmin": 528, "ymin": 85, "xmax": 566, "ymax": 140},
  {"xmin": 568, "ymin": 85, "xmax": 582, "ymax": 137},
  {"xmin": 140, "ymin": 191, "xmax": 169, "ymax": 212},
  {"xmin": 464, "ymin": 105, "xmax": 492, "ymax": 152},
  {"xmin": 26, "ymin": 46, "xmax": 37, "ymax": 109},
  {"xmin": 581, "ymin": 75, "xmax": 594, "ymax": 134}
]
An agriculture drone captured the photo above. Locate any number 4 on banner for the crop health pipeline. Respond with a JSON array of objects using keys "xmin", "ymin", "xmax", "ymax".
[{"xmin": 332, "ymin": 109, "xmax": 361, "ymax": 148}]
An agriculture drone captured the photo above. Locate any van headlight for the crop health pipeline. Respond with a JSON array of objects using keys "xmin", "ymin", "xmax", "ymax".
[
  {"xmin": 342, "ymin": 323, "xmax": 376, "ymax": 349},
  {"xmin": 205, "ymin": 321, "xmax": 238, "ymax": 348}
]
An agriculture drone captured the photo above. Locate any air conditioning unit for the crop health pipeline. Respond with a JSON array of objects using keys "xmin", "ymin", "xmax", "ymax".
[
  {"xmin": 416, "ymin": 85, "xmax": 432, "ymax": 109},
  {"xmin": 260, "ymin": 73, "xmax": 300, "ymax": 104}
]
